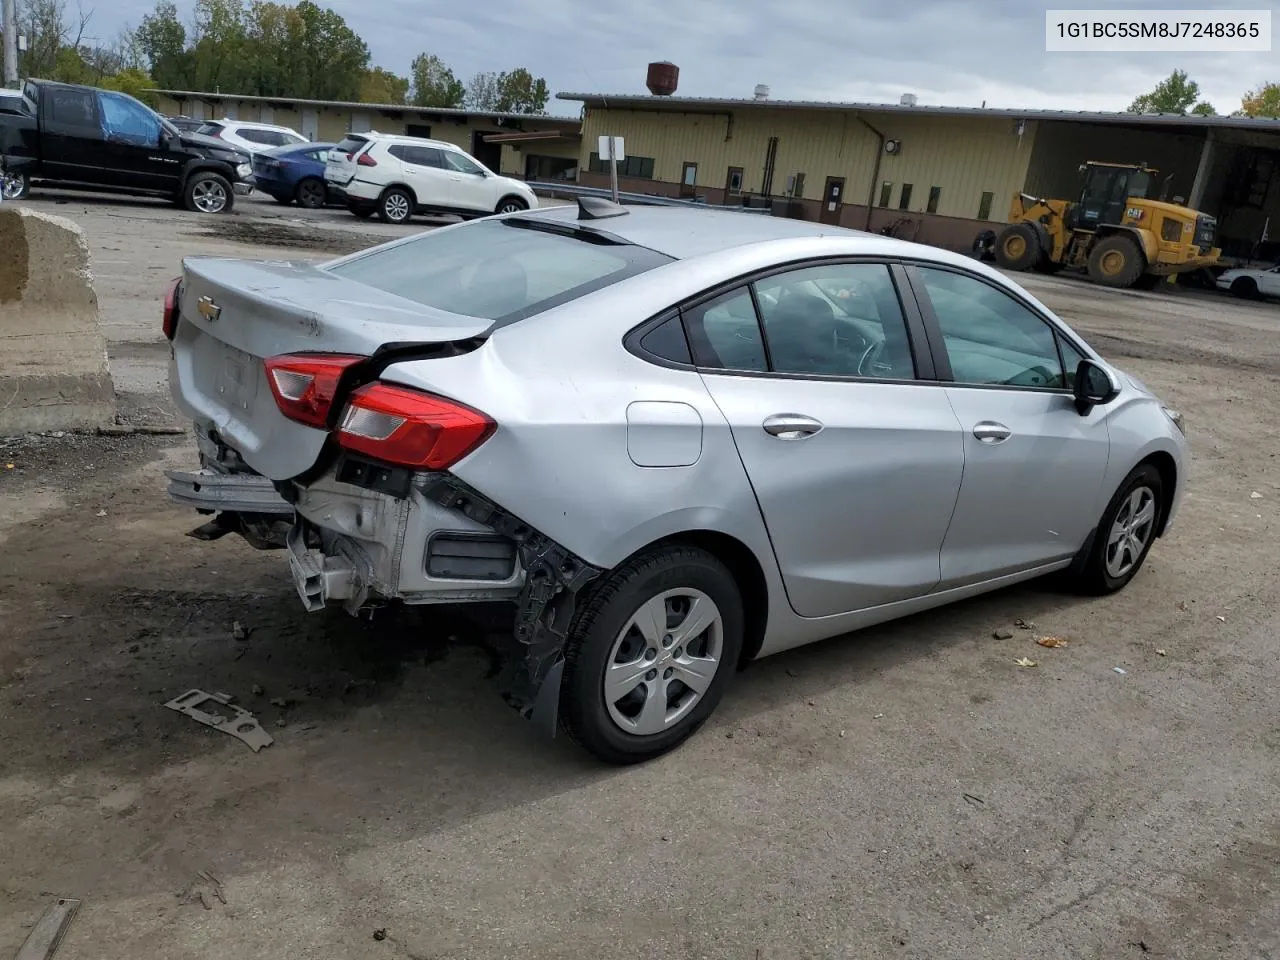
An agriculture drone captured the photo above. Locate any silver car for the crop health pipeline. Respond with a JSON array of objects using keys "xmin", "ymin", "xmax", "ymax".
[{"xmin": 165, "ymin": 199, "xmax": 1188, "ymax": 764}]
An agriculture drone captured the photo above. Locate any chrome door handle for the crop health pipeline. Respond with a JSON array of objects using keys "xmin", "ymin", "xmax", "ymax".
[
  {"xmin": 763, "ymin": 414, "xmax": 824, "ymax": 439},
  {"xmin": 973, "ymin": 421, "xmax": 1012, "ymax": 444}
]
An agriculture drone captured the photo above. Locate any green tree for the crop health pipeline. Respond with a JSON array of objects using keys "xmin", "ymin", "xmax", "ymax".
[
  {"xmin": 1241, "ymin": 82, "xmax": 1280, "ymax": 118},
  {"xmin": 290, "ymin": 0, "xmax": 368, "ymax": 100},
  {"xmin": 493, "ymin": 67, "xmax": 549, "ymax": 113},
  {"xmin": 136, "ymin": 1, "xmax": 190, "ymax": 88},
  {"xmin": 1128, "ymin": 69, "xmax": 1214, "ymax": 115},
  {"xmin": 464, "ymin": 70, "xmax": 499, "ymax": 110},
  {"xmin": 101, "ymin": 67, "xmax": 159, "ymax": 106},
  {"xmin": 17, "ymin": 0, "xmax": 91, "ymax": 79},
  {"xmin": 410, "ymin": 53, "xmax": 464, "ymax": 107},
  {"xmin": 360, "ymin": 66, "xmax": 408, "ymax": 104},
  {"xmin": 189, "ymin": 0, "xmax": 248, "ymax": 93}
]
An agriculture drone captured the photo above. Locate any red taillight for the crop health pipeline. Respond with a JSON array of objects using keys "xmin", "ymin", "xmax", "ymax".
[
  {"xmin": 357, "ymin": 151, "xmax": 377, "ymax": 167},
  {"xmin": 163, "ymin": 277, "xmax": 182, "ymax": 340},
  {"xmin": 264, "ymin": 353, "xmax": 366, "ymax": 428},
  {"xmin": 337, "ymin": 383, "xmax": 495, "ymax": 469}
]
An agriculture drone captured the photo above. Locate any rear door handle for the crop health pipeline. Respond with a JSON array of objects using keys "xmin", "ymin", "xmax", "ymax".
[
  {"xmin": 763, "ymin": 414, "xmax": 824, "ymax": 439},
  {"xmin": 973, "ymin": 421, "xmax": 1012, "ymax": 444}
]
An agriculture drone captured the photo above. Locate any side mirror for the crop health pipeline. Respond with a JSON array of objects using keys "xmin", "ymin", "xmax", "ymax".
[{"xmin": 1073, "ymin": 359, "xmax": 1121, "ymax": 415}]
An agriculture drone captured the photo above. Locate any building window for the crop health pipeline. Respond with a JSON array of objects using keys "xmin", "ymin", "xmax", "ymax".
[
  {"xmin": 588, "ymin": 152, "xmax": 655, "ymax": 179},
  {"xmin": 977, "ymin": 191, "xmax": 994, "ymax": 220},
  {"xmin": 878, "ymin": 181, "xmax": 892, "ymax": 207},
  {"xmin": 927, "ymin": 186, "xmax": 941, "ymax": 213},
  {"xmin": 727, "ymin": 166, "xmax": 744, "ymax": 195},
  {"xmin": 406, "ymin": 123, "xmax": 431, "ymax": 138},
  {"xmin": 899, "ymin": 183, "xmax": 913, "ymax": 210}
]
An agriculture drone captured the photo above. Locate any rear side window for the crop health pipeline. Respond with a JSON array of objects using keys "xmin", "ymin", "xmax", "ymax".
[
  {"xmin": 238, "ymin": 128, "xmax": 288, "ymax": 145},
  {"xmin": 326, "ymin": 219, "xmax": 674, "ymax": 324},
  {"xmin": 49, "ymin": 89, "xmax": 96, "ymax": 127},
  {"xmin": 682, "ymin": 289, "xmax": 768, "ymax": 372}
]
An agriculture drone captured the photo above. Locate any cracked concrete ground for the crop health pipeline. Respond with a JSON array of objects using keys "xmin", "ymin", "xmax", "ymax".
[{"xmin": 2, "ymin": 191, "xmax": 1280, "ymax": 959}]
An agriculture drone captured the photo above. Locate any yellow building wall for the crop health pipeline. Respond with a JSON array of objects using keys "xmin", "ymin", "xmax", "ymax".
[{"xmin": 579, "ymin": 106, "xmax": 1038, "ymax": 222}]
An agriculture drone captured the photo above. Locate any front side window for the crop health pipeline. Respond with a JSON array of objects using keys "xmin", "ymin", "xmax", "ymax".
[
  {"xmin": 326, "ymin": 219, "xmax": 673, "ymax": 325},
  {"xmin": 916, "ymin": 267, "xmax": 1066, "ymax": 389},
  {"xmin": 754, "ymin": 263, "xmax": 916, "ymax": 379},
  {"xmin": 444, "ymin": 151, "xmax": 484, "ymax": 175},
  {"xmin": 98, "ymin": 92, "xmax": 161, "ymax": 145}
]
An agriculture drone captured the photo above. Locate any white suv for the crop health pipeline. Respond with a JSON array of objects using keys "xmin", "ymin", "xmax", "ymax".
[
  {"xmin": 197, "ymin": 119, "xmax": 309, "ymax": 157},
  {"xmin": 329, "ymin": 132, "xmax": 537, "ymax": 224}
]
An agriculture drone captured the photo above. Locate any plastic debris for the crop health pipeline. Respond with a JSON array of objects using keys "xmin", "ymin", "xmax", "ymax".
[
  {"xmin": 1113, "ymin": 667, "xmax": 1128, "ymax": 675},
  {"xmin": 1036, "ymin": 636, "xmax": 1068, "ymax": 649},
  {"xmin": 163, "ymin": 689, "xmax": 274, "ymax": 752},
  {"xmin": 14, "ymin": 898, "xmax": 80, "ymax": 960},
  {"xmin": 1251, "ymin": 491, "xmax": 1263, "ymax": 499},
  {"xmin": 1156, "ymin": 649, "xmax": 1168, "ymax": 656},
  {"xmin": 1014, "ymin": 657, "xmax": 1038, "ymax": 668},
  {"xmin": 95, "ymin": 509, "xmax": 107, "ymax": 517},
  {"xmin": 1216, "ymin": 615, "xmax": 1226, "ymax": 622}
]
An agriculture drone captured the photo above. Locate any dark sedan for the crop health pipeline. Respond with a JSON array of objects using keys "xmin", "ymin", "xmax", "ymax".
[{"xmin": 251, "ymin": 141, "xmax": 337, "ymax": 208}]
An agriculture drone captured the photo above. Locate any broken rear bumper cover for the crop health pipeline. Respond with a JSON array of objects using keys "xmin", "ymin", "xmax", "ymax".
[{"xmin": 166, "ymin": 460, "xmax": 603, "ymax": 727}]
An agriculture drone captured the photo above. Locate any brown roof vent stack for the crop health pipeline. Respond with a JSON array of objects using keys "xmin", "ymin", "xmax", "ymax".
[{"xmin": 647, "ymin": 61, "xmax": 679, "ymax": 96}]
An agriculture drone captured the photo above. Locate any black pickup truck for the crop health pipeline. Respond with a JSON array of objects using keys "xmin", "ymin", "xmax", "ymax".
[{"xmin": 0, "ymin": 79, "xmax": 254, "ymax": 213}]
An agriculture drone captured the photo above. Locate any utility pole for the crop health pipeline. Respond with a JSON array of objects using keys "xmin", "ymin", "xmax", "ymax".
[{"xmin": 1, "ymin": 0, "xmax": 19, "ymax": 89}]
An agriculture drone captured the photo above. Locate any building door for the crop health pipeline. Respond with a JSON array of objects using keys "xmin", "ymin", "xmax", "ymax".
[
  {"xmin": 350, "ymin": 111, "xmax": 372, "ymax": 133},
  {"xmin": 724, "ymin": 166, "xmax": 744, "ymax": 205},
  {"xmin": 471, "ymin": 131, "xmax": 503, "ymax": 173},
  {"xmin": 300, "ymin": 109, "xmax": 319, "ymax": 141},
  {"xmin": 820, "ymin": 177, "xmax": 845, "ymax": 225},
  {"xmin": 680, "ymin": 161, "xmax": 698, "ymax": 198}
]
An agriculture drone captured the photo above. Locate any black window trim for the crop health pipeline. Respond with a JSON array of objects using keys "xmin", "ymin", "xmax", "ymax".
[
  {"xmin": 624, "ymin": 255, "xmax": 937, "ymax": 385},
  {"xmin": 905, "ymin": 260, "xmax": 1096, "ymax": 395}
]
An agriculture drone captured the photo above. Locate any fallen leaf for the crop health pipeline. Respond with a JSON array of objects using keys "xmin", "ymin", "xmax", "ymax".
[
  {"xmin": 1014, "ymin": 657, "xmax": 1038, "ymax": 668},
  {"xmin": 1156, "ymin": 649, "xmax": 1167, "ymax": 656},
  {"xmin": 4, "ymin": 463, "xmax": 13, "ymax": 470},
  {"xmin": 1036, "ymin": 636, "xmax": 1068, "ymax": 649}
]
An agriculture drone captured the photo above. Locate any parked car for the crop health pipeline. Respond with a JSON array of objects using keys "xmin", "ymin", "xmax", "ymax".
[
  {"xmin": 1216, "ymin": 262, "xmax": 1280, "ymax": 300},
  {"xmin": 252, "ymin": 141, "xmax": 337, "ymax": 208},
  {"xmin": 0, "ymin": 87, "xmax": 30, "ymax": 117},
  {"xmin": 0, "ymin": 79, "xmax": 253, "ymax": 211},
  {"xmin": 324, "ymin": 131, "xmax": 537, "ymax": 223},
  {"xmin": 321, "ymin": 131, "xmax": 376, "ymax": 205},
  {"xmin": 166, "ymin": 116, "xmax": 206, "ymax": 134},
  {"xmin": 164, "ymin": 199, "xmax": 1188, "ymax": 764},
  {"xmin": 196, "ymin": 119, "xmax": 308, "ymax": 158}
]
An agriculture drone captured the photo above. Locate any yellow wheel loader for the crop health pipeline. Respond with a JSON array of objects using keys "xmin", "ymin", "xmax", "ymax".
[{"xmin": 993, "ymin": 162, "xmax": 1221, "ymax": 290}]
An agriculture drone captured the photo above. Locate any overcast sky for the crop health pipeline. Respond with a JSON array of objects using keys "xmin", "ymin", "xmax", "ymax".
[{"xmin": 95, "ymin": 0, "xmax": 1276, "ymax": 117}]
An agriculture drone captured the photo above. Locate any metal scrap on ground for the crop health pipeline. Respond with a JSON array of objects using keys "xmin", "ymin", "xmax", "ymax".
[
  {"xmin": 163, "ymin": 689, "xmax": 274, "ymax": 752},
  {"xmin": 14, "ymin": 898, "xmax": 81, "ymax": 960},
  {"xmin": 177, "ymin": 871, "xmax": 226, "ymax": 910}
]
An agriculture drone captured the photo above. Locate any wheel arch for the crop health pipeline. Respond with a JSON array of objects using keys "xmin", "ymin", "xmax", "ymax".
[
  {"xmin": 496, "ymin": 192, "xmax": 528, "ymax": 211},
  {"xmin": 380, "ymin": 182, "xmax": 417, "ymax": 205},
  {"xmin": 1095, "ymin": 224, "xmax": 1157, "ymax": 264},
  {"xmin": 620, "ymin": 528, "xmax": 769, "ymax": 667},
  {"xmin": 1137, "ymin": 450, "xmax": 1178, "ymax": 537}
]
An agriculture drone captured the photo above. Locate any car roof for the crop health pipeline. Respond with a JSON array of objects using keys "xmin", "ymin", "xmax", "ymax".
[
  {"xmin": 221, "ymin": 119, "xmax": 300, "ymax": 133},
  {"xmin": 363, "ymin": 131, "xmax": 461, "ymax": 151}
]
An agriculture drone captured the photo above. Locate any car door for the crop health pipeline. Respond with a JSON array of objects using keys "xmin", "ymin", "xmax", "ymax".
[
  {"xmin": 440, "ymin": 149, "xmax": 493, "ymax": 212},
  {"xmin": 684, "ymin": 261, "xmax": 966, "ymax": 618},
  {"xmin": 1258, "ymin": 266, "xmax": 1280, "ymax": 297},
  {"xmin": 96, "ymin": 91, "xmax": 180, "ymax": 191},
  {"xmin": 906, "ymin": 264, "xmax": 1112, "ymax": 587},
  {"xmin": 396, "ymin": 145, "xmax": 455, "ymax": 208},
  {"xmin": 39, "ymin": 86, "xmax": 106, "ymax": 183}
]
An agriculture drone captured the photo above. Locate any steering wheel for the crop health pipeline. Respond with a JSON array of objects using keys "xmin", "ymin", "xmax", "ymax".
[{"xmin": 858, "ymin": 339, "xmax": 889, "ymax": 377}]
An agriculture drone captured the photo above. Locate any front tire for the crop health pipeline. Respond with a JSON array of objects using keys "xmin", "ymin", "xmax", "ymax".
[
  {"xmin": 560, "ymin": 545, "xmax": 744, "ymax": 764},
  {"xmin": 1230, "ymin": 276, "xmax": 1259, "ymax": 300},
  {"xmin": 184, "ymin": 172, "xmax": 234, "ymax": 214},
  {"xmin": 1, "ymin": 169, "xmax": 30, "ymax": 200},
  {"xmin": 378, "ymin": 187, "xmax": 413, "ymax": 224},
  {"xmin": 994, "ymin": 223, "xmax": 1042, "ymax": 271},
  {"xmin": 1087, "ymin": 235, "xmax": 1145, "ymax": 288},
  {"xmin": 1072, "ymin": 463, "xmax": 1164, "ymax": 595}
]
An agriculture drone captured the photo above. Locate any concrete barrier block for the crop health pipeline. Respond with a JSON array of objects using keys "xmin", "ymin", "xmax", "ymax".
[{"xmin": 0, "ymin": 206, "xmax": 115, "ymax": 435}]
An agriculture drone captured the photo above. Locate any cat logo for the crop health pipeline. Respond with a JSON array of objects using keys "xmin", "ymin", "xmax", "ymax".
[{"xmin": 197, "ymin": 296, "xmax": 221, "ymax": 322}]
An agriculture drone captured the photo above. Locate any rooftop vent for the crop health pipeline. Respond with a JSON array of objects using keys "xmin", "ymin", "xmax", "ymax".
[
  {"xmin": 900, "ymin": 92, "xmax": 918, "ymax": 107},
  {"xmin": 754, "ymin": 84, "xmax": 771, "ymax": 101},
  {"xmin": 647, "ymin": 62, "xmax": 679, "ymax": 97}
]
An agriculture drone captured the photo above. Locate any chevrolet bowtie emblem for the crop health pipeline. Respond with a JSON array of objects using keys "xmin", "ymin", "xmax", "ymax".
[{"xmin": 197, "ymin": 296, "xmax": 221, "ymax": 322}]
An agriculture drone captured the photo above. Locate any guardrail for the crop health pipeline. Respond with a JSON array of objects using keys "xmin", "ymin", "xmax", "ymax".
[{"xmin": 526, "ymin": 181, "xmax": 773, "ymax": 214}]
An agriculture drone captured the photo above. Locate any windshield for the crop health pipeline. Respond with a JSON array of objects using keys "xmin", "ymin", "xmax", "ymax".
[
  {"xmin": 325, "ymin": 219, "xmax": 673, "ymax": 324},
  {"xmin": 1127, "ymin": 171, "xmax": 1153, "ymax": 199}
]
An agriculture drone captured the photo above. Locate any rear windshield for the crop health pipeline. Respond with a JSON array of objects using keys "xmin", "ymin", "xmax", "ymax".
[
  {"xmin": 335, "ymin": 135, "xmax": 369, "ymax": 154},
  {"xmin": 325, "ymin": 218, "xmax": 673, "ymax": 324},
  {"xmin": 196, "ymin": 122, "xmax": 223, "ymax": 136}
]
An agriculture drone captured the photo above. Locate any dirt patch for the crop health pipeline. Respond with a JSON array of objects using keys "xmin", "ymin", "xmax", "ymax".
[
  {"xmin": 187, "ymin": 220, "xmax": 381, "ymax": 256},
  {"xmin": 0, "ymin": 208, "xmax": 30, "ymax": 302}
]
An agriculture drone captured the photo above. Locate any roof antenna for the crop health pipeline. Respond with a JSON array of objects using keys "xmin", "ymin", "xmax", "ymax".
[{"xmin": 577, "ymin": 196, "xmax": 629, "ymax": 220}]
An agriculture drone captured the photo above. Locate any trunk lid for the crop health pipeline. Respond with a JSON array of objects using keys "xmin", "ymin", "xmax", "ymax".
[{"xmin": 169, "ymin": 257, "xmax": 491, "ymax": 481}]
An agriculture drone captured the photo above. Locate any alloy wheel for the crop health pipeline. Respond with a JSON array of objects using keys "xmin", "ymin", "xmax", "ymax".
[
  {"xmin": 298, "ymin": 180, "xmax": 326, "ymax": 208},
  {"xmin": 384, "ymin": 193, "xmax": 410, "ymax": 221},
  {"xmin": 1, "ymin": 172, "xmax": 26, "ymax": 200},
  {"xmin": 498, "ymin": 200, "xmax": 525, "ymax": 214},
  {"xmin": 1105, "ymin": 485, "xmax": 1157, "ymax": 579},
  {"xmin": 603, "ymin": 588, "xmax": 724, "ymax": 736},
  {"xmin": 192, "ymin": 180, "xmax": 228, "ymax": 213}
]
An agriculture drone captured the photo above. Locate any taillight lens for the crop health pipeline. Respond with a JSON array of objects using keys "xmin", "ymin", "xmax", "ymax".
[
  {"xmin": 337, "ymin": 383, "xmax": 495, "ymax": 469},
  {"xmin": 264, "ymin": 353, "xmax": 365, "ymax": 428},
  {"xmin": 357, "ymin": 151, "xmax": 377, "ymax": 167},
  {"xmin": 163, "ymin": 277, "xmax": 182, "ymax": 340}
]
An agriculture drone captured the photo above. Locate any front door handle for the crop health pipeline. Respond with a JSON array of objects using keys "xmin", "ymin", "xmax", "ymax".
[
  {"xmin": 973, "ymin": 421, "xmax": 1012, "ymax": 444},
  {"xmin": 763, "ymin": 414, "xmax": 824, "ymax": 439}
]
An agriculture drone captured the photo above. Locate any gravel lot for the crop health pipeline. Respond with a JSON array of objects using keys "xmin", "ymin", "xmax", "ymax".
[{"xmin": 2, "ymin": 190, "xmax": 1280, "ymax": 960}]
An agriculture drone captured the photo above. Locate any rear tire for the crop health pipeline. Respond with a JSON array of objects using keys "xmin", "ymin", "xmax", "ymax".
[
  {"xmin": 347, "ymin": 203, "xmax": 375, "ymax": 219},
  {"xmin": 1, "ymin": 170, "xmax": 30, "ymax": 200},
  {"xmin": 295, "ymin": 177, "xmax": 327, "ymax": 210},
  {"xmin": 183, "ymin": 172, "xmax": 234, "ymax": 214},
  {"xmin": 1230, "ymin": 276, "xmax": 1259, "ymax": 299},
  {"xmin": 377, "ymin": 187, "xmax": 413, "ymax": 224},
  {"xmin": 994, "ymin": 223, "xmax": 1042, "ymax": 271},
  {"xmin": 1070, "ymin": 463, "xmax": 1164, "ymax": 596},
  {"xmin": 1087, "ymin": 235, "xmax": 1145, "ymax": 288},
  {"xmin": 560, "ymin": 545, "xmax": 744, "ymax": 765}
]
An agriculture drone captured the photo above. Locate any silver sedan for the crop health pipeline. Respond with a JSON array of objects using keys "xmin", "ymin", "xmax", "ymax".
[{"xmin": 165, "ymin": 198, "xmax": 1188, "ymax": 764}]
